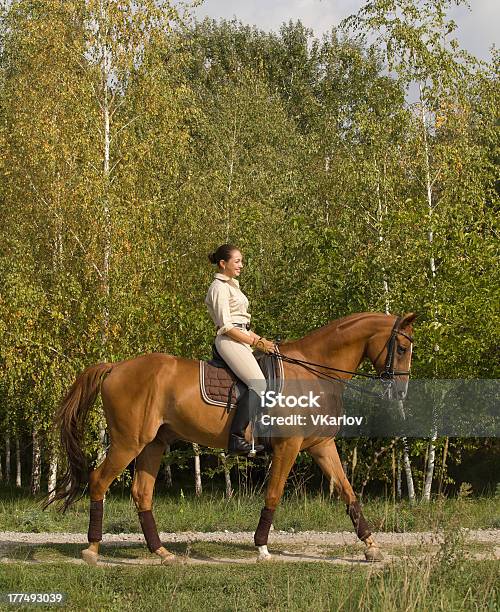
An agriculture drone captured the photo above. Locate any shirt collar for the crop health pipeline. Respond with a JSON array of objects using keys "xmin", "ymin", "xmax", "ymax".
[{"xmin": 215, "ymin": 272, "xmax": 239, "ymax": 287}]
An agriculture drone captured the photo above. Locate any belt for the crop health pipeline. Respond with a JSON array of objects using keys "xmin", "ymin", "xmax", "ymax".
[
  {"xmin": 216, "ymin": 322, "xmax": 251, "ymax": 331},
  {"xmin": 233, "ymin": 322, "xmax": 251, "ymax": 330}
]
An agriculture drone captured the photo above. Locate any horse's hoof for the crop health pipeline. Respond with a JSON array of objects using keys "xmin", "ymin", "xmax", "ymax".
[
  {"xmin": 364, "ymin": 546, "xmax": 383, "ymax": 562},
  {"xmin": 81, "ymin": 548, "xmax": 99, "ymax": 566},
  {"xmin": 256, "ymin": 553, "xmax": 274, "ymax": 562},
  {"xmin": 156, "ymin": 547, "xmax": 185, "ymax": 565}
]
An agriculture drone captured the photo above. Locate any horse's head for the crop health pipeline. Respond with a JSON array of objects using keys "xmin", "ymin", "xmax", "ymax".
[{"xmin": 366, "ymin": 313, "xmax": 416, "ymax": 400}]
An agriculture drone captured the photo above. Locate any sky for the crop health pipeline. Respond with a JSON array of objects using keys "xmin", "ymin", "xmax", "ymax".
[{"xmin": 193, "ymin": 0, "xmax": 499, "ymax": 63}]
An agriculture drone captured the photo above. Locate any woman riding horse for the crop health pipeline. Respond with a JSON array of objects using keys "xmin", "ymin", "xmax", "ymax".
[
  {"xmin": 45, "ymin": 269, "xmax": 415, "ymax": 565},
  {"xmin": 205, "ymin": 243, "xmax": 275, "ymax": 454}
]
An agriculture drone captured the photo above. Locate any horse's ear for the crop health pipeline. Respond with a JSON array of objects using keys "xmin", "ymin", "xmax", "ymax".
[{"xmin": 400, "ymin": 312, "xmax": 417, "ymax": 329}]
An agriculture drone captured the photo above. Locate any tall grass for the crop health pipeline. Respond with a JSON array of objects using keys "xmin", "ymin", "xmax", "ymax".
[
  {"xmin": 0, "ymin": 483, "xmax": 498, "ymax": 534},
  {"xmin": 0, "ymin": 556, "xmax": 497, "ymax": 611}
]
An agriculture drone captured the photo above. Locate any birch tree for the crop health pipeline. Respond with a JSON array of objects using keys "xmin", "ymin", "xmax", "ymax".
[{"xmin": 342, "ymin": 0, "xmax": 484, "ymax": 501}]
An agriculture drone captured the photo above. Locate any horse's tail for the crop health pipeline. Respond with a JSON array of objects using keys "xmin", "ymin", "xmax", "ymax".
[{"xmin": 43, "ymin": 362, "xmax": 113, "ymax": 512}]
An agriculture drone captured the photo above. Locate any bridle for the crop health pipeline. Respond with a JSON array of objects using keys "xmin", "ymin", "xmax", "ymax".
[
  {"xmin": 274, "ymin": 316, "xmax": 414, "ymax": 387},
  {"xmin": 375, "ymin": 316, "xmax": 414, "ymax": 381}
]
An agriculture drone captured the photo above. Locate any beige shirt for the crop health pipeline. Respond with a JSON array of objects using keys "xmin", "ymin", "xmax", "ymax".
[{"xmin": 205, "ymin": 272, "xmax": 251, "ymax": 336}]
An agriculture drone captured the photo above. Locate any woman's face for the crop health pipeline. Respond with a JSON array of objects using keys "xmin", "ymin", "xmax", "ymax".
[{"xmin": 220, "ymin": 250, "xmax": 243, "ymax": 277}]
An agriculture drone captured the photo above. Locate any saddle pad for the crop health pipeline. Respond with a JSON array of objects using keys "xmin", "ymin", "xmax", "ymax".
[
  {"xmin": 199, "ymin": 351, "xmax": 285, "ymax": 409},
  {"xmin": 199, "ymin": 360, "xmax": 240, "ymax": 408}
]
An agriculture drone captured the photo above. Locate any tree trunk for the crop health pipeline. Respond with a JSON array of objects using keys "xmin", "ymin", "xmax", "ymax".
[
  {"xmin": 420, "ymin": 85, "xmax": 438, "ymax": 504},
  {"xmin": 437, "ymin": 436, "xmax": 449, "ymax": 496},
  {"xmin": 224, "ymin": 112, "xmax": 237, "ymax": 242},
  {"xmin": 15, "ymin": 437, "xmax": 21, "ymax": 487},
  {"xmin": 422, "ymin": 434, "xmax": 437, "ymax": 502},
  {"xmin": 392, "ymin": 445, "xmax": 396, "ymax": 504},
  {"xmin": 221, "ymin": 453, "xmax": 233, "ymax": 499},
  {"xmin": 96, "ymin": 426, "xmax": 107, "ymax": 465},
  {"xmin": 193, "ymin": 444, "xmax": 202, "ymax": 497},
  {"xmin": 47, "ymin": 451, "xmax": 58, "ymax": 501},
  {"xmin": 5, "ymin": 434, "xmax": 10, "ymax": 482},
  {"xmin": 30, "ymin": 428, "xmax": 41, "ymax": 495},
  {"xmin": 351, "ymin": 443, "xmax": 357, "ymax": 483},
  {"xmin": 164, "ymin": 444, "xmax": 172, "ymax": 488},
  {"xmin": 396, "ymin": 450, "xmax": 402, "ymax": 500},
  {"xmin": 401, "ymin": 437, "xmax": 416, "ymax": 505},
  {"xmin": 97, "ymin": 0, "xmax": 112, "ymax": 463},
  {"xmin": 419, "ymin": 86, "xmax": 437, "ymax": 318},
  {"xmin": 376, "ymin": 159, "xmax": 390, "ymax": 314}
]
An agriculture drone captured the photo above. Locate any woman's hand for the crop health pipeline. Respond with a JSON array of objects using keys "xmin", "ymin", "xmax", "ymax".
[{"xmin": 254, "ymin": 337, "xmax": 276, "ymax": 353}]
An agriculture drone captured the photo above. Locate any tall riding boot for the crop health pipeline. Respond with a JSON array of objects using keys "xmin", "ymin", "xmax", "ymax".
[{"xmin": 228, "ymin": 388, "xmax": 265, "ymax": 455}]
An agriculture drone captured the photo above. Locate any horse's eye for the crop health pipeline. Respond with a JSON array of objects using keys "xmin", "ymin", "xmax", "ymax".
[{"xmin": 397, "ymin": 345, "xmax": 407, "ymax": 355}]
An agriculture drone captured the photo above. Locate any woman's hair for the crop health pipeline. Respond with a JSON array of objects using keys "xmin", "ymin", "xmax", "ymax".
[{"xmin": 208, "ymin": 243, "xmax": 239, "ymax": 265}]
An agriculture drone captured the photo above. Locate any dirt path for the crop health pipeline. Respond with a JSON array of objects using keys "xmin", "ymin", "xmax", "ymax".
[
  {"xmin": 1, "ymin": 528, "xmax": 499, "ymax": 546},
  {"xmin": 1, "ymin": 530, "xmax": 499, "ymax": 567}
]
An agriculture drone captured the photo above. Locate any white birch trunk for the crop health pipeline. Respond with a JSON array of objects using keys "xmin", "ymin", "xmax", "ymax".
[
  {"xmin": 420, "ymin": 87, "xmax": 437, "ymax": 316},
  {"xmin": 225, "ymin": 113, "xmax": 237, "ymax": 241},
  {"xmin": 401, "ymin": 437, "xmax": 416, "ymax": 505},
  {"xmin": 4, "ymin": 434, "xmax": 10, "ymax": 482},
  {"xmin": 97, "ymin": 0, "xmax": 112, "ymax": 462},
  {"xmin": 221, "ymin": 453, "xmax": 233, "ymax": 499},
  {"xmin": 392, "ymin": 446, "xmax": 396, "ymax": 503},
  {"xmin": 193, "ymin": 444, "xmax": 202, "ymax": 497},
  {"xmin": 420, "ymin": 85, "xmax": 438, "ymax": 501},
  {"xmin": 30, "ymin": 428, "xmax": 41, "ymax": 495},
  {"xmin": 396, "ymin": 451, "xmax": 402, "ymax": 500},
  {"xmin": 351, "ymin": 444, "xmax": 357, "ymax": 482},
  {"xmin": 97, "ymin": 427, "xmax": 107, "ymax": 466},
  {"xmin": 438, "ymin": 436, "xmax": 449, "ymax": 496},
  {"xmin": 47, "ymin": 451, "xmax": 58, "ymax": 501},
  {"xmin": 15, "ymin": 437, "xmax": 21, "ymax": 487},
  {"xmin": 164, "ymin": 444, "xmax": 172, "ymax": 488},
  {"xmin": 422, "ymin": 433, "xmax": 437, "ymax": 501},
  {"xmin": 376, "ymin": 160, "xmax": 390, "ymax": 314}
]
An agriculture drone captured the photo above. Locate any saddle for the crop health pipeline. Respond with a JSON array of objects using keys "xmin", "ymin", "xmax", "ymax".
[{"xmin": 199, "ymin": 343, "xmax": 284, "ymax": 410}]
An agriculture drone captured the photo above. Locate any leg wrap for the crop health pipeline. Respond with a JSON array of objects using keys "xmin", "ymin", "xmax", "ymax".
[
  {"xmin": 88, "ymin": 499, "xmax": 104, "ymax": 543},
  {"xmin": 254, "ymin": 507, "xmax": 275, "ymax": 546},
  {"xmin": 138, "ymin": 510, "xmax": 162, "ymax": 553},
  {"xmin": 346, "ymin": 501, "xmax": 371, "ymax": 541}
]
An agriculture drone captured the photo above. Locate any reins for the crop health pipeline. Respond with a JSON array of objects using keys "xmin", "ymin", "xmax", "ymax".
[{"xmin": 271, "ymin": 317, "xmax": 414, "ymax": 399}]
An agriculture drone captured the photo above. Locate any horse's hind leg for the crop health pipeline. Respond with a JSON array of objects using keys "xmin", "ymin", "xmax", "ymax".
[
  {"xmin": 308, "ymin": 439, "xmax": 383, "ymax": 561},
  {"xmin": 131, "ymin": 437, "xmax": 179, "ymax": 564},
  {"xmin": 82, "ymin": 442, "xmax": 143, "ymax": 566}
]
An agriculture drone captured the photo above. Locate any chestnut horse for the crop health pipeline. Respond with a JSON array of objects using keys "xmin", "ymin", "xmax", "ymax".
[{"xmin": 46, "ymin": 311, "xmax": 415, "ymax": 565}]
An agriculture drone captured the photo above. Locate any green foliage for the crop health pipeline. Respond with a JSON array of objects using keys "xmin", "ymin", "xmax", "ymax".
[{"xmin": 0, "ymin": 1, "xmax": 497, "ymax": 495}]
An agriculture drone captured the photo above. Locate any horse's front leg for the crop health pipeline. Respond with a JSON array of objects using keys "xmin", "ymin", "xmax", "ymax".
[
  {"xmin": 308, "ymin": 438, "xmax": 383, "ymax": 561},
  {"xmin": 254, "ymin": 438, "xmax": 302, "ymax": 561}
]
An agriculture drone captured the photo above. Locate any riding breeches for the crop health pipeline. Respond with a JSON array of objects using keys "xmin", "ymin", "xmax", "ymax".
[{"xmin": 214, "ymin": 331, "xmax": 267, "ymax": 396}]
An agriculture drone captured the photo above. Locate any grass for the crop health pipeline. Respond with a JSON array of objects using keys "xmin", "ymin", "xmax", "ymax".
[
  {"xmin": 1, "ymin": 487, "xmax": 498, "ymax": 612},
  {"xmin": 0, "ymin": 484, "xmax": 499, "ymax": 534},
  {"xmin": 0, "ymin": 558, "xmax": 498, "ymax": 611}
]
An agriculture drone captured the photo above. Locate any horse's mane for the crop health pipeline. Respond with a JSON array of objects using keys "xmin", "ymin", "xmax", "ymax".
[{"xmin": 278, "ymin": 312, "xmax": 391, "ymax": 349}]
